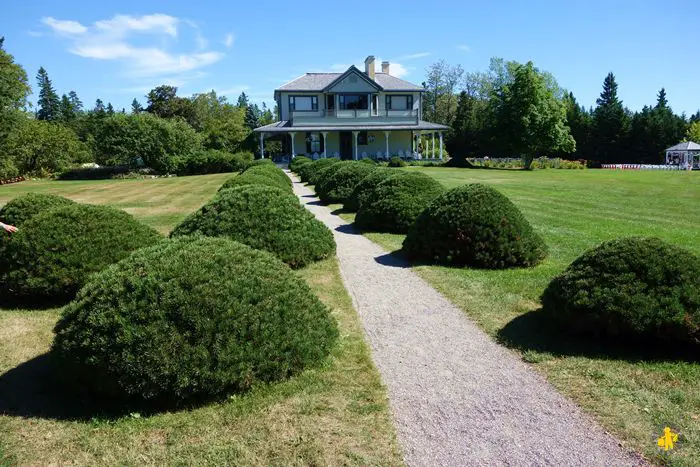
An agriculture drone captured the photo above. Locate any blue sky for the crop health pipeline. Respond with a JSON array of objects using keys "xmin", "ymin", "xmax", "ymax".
[{"xmin": 2, "ymin": 0, "xmax": 699, "ymax": 115}]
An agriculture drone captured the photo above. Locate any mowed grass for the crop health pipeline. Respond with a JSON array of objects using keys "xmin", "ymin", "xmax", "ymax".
[
  {"xmin": 0, "ymin": 175, "xmax": 402, "ymax": 465},
  {"xmin": 336, "ymin": 168, "xmax": 700, "ymax": 465}
]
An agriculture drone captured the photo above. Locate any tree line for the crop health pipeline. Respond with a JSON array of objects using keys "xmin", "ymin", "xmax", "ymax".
[
  {"xmin": 423, "ymin": 58, "xmax": 700, "ymax": 166},
  {"xmin": 0, "ymin": 36, "xmax": 277, "ymax": 178}
]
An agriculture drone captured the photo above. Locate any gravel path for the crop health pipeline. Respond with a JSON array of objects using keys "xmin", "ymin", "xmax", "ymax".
[{"xmin": 288, "ymin": 172, "xmax": 645, "ymax": 466}]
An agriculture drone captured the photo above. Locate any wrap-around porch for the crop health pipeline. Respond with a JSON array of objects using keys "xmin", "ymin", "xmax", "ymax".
[{"xmin": 255, "ymin": 122, "xmax": 449, "ymax": 162}]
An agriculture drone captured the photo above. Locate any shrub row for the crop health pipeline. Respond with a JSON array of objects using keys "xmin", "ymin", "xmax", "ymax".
[
  {"xmin": 315, "ymin": 161, "xmax": 377, "ymax": 204},
  {"xmin": 289, "ymin": 156, "xmax": 312, "ymax": 173},
  {"xmin": 219, "ymin": 162, "xmax": 292, "ymax": 193}
]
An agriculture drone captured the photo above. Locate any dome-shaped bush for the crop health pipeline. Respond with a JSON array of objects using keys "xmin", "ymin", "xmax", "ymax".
[
  {"xmin": 313, "ymin": 161, "xmax": 355, "ymax": 201},
  {"xmin": 171, "ymin": 185, "xmax": 335, "ymax": 268},
  {"xmin": 0, "ymin": 193, "xmax": 75, "ymax": 226},
  {"xmin": 403, "ymin": 184, "xmax": 547, "ymax": 268},
  {"xmin": 219, "ymin": 172, "xmax": 292, "ymax": 193},
  {"xmin": 299, "ymin": 158, "xmax": 339, "ymax": 184},
  {"xmin": 248, "ymin": 158, "xmax": 275, "ymax": 167},
  {"xmin": 355, "ymin": 172, "xmax": 444, "ymax": 233},
  {"xmin": 541, "ymin": 237, "xmax": 700, "ymax": 346},
  {"xmin": 289, "ymin": 156, "xmax": 312, "ymax": 173},
  {"xmin": 316, "ymin": 161, "xmax": 376, "ymax": 203},
  {"xmin": 0, "ymin": 204, "xmax": 162, "ymax": 305},
  {"xmin": 242, "ymin": 164, "xmax": 292, "ymax": 189},
  {"xmin": 52, "ymin": 236, "xmax": 338, "ymax": 404},
  {"xmin": 344, "ymin": 168, "xmax": 403, "ymax": 212}
]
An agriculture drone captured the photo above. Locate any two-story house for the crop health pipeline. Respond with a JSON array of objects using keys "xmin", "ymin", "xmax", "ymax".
[{"xmin": 254, "ymin": 56, "xmax": 449, "ymax": 161}]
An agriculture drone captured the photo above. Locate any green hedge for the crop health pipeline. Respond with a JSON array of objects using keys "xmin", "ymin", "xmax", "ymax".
[
  {"xmin": 541, "ymin": 237, "xmax": 700, "ymax": 347},
  {"xmin": 219, "ymin": 172, "xmax": 292, "ymax": 193},
  {"xmin": 403, "ymin": 184, "xmax": 547, "ymax": 268},
  {"xmin": 344, "ymin": 168, "xmax": 401, "ymax": 212},
  {"xmin": 316, "ymin": 161, "xmax": 376, "ymax": 203},
  {"xmin": 355, "ymin": 172, "xmax": 444, "ymax": 233},
  {"xmin": 299, "ymin": 158, "xmax": 339, "ymax": 184},
  {"xmin": 313, "ymin": 161, "xmax": 351, "ymax": 201},
  {"xmin": 290, "ymin": 156, "xmax": 312, "ymax": 173},
  {"xmin": 171, "ymin": 185, "xmax": 335, "ymax": 268},
  {"xmin": 0, "ymin": 204, "xmax": 162, "ymax": 305},
  {"xmin": 243, "ymin": 164, "xmax": 292, "ymax": 189},
  {"xmin": 52, "ymin": 236, "xmax": 338, "ymax": 405},
  {"xmin": 174, "ymin": 149, "xmax": 252, "ymax": 175},
  {"xmin": 0, "ymin": 193, "xmax": 75, "ymax": 226}
]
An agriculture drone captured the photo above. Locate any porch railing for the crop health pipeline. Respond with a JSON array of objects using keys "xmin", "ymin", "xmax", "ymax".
[{"xmin": 291, "ymin": 109, "xmax": 418, "ymax": 123}]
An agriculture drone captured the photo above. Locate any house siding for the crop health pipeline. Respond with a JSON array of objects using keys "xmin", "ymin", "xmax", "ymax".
[{"xmin": 290, "ymin": 130, "xmax": 413, "ymax": 158}]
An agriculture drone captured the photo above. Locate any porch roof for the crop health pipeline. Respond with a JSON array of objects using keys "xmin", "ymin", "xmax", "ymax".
[
  {"xmin": 665, "ymin": 141, "xmax": 700, "ymax": 151},
  {"xmin": 254, "ymin": 120, "xmax": 449, "ymax": 133}
]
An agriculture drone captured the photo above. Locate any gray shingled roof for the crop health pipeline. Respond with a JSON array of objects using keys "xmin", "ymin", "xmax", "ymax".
[
  {"xmin": 277, "ymin": 71, "xmax": 423, "ymax": 92},
  {"xmin": 254, "ymin": 120, "xmax": 449, "ymax": 133},
  {"xmin": 665, "ymin": 141, "xmax": 700, "ymax": 151}
]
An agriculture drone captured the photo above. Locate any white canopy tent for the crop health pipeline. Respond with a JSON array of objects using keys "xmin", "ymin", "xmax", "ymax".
[{"xmin": 665, "ymin": 141, "xmax": 700, "ymax": 169}]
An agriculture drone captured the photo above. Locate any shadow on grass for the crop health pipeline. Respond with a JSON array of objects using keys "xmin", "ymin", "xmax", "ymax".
[
  {"xmin": 0, "ymin": 295, "xmax": 70, "ymax": 311},
  {"xmin": 0, "ymin": 353, "xmax": 131, "ymax": 421},
  {"xmin": 0, "ymin": 353, "xmax": 232, "ymax": 421},
  {"xmin": 497, "ymin": 309, "xmax": 700, "ymax": 363}
]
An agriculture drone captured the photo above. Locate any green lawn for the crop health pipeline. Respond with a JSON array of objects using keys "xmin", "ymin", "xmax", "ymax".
[
  {"xmin": 336, "ymin": 167, "xmax": 700, "ymax": 466},
  {"xmin": 0, "ymin": 175, "xmax": 402, "ymax": 465}
]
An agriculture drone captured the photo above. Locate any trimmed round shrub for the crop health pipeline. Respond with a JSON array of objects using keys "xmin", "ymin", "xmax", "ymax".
[
  {"xmin": 300, "ymin": 158, "xmax": 339, "ymax": 184},
  {"xmin": 243, "ymin": 164, "xmax": 292, "ymax": 189},
  {"xmin": 388, "ymin": 156, "xmax": 407, "ymax": 167},
  {"xmin": 0, "ymin": 204, "xmax": 162, "ymax": 305},
  {"xmin": 316, "ymin": 161, "xmax": 376, "ymax": 203},
  {"xmin": 290, "ymin": 156, "xmax": 312, "ymax": 173},
  {"xmin": 171, "ymin": 185, "xmax": 335, "ymax": 268},
  {"xmin": 219, "ymin": 172, "xmax": 292, "ymax": 193},
  {"xmin": 248, "ymin": 158, "xmax": 275, "ymax": 167},
  {"xmin": 359, "ymin": 158, "xmax": 378, "ymax": 165},
  {"xmin": 403, "ymin": 184, "xmax": 547, "ymax": 268},
  {"xmin": 52, "ymin": 236, "xmax": 339, "ymax": 404},
  {"xmin": 313, "ymin": 161, "xmax": 353, "ymax": 201},
  {"xmin": 355, "ymin": 172, "xmax": 444, "ymax": 233},
  {"xmin": 344, "ymin": 167, "xmax": 403, "ymax": 212},
  {"xmin": 0, "ymin": 193, "xmax": 75, "ymax": 226},
  {"xmin": 541, "ymin": 237, "xmax": 700, "ymax": 346}
]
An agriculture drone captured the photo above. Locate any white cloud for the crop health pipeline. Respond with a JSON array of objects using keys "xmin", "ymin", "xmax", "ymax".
[
  {"xmin": 223, "ymin": 33, "xmax": 234, "ymax": 48},
  {"xmin": 94, "ymin": 14, "xmax": 178, "ymax": 37},
  {"xmin": 43, "ymin": 14, "xmax": 224, "ymax": 85},
  {"xmin": 388, "ymin": 62, "xmax": 409, "ymax": 78},
  {"xmin": 394, "ymin": 52, "xmax": 430, "ymax": 61},
  {"xmin": 457, "ymin": 44, "xmax": 471, "ymax": 52},
  {"xmin": 42, "ymin": 17, "xmax": 87, "ymax": 35}
]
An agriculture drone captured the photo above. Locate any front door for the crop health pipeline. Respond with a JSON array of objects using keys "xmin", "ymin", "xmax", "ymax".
[{"xmin": 339, "ymin": 132, "xmax": 353, "ymax": 160}]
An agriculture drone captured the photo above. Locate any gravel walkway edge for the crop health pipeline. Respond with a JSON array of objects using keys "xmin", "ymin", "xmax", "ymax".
[{"xmin": 289, "ymin": 171, "xmax": 645, "ymax": 467}]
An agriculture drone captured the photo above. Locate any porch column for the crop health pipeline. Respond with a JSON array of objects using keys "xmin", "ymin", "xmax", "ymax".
[
  {"xmin": 352, "ymin": 131, "xmax": 359, "ymax": 160},
  {"xmin": 259, "ymin": 132, "xmax": 265, "ymax": 159},
  {"xmin": 289, "ymin": 132, "xmax": 296, "ymax": 158},
  {"xmin": 439, "ymin": 131, "xmax": 444, "ymax": 160},
  {"xmin": 384, "ymin": 131, "xmax": 390, "ymax": 159},
  {"xmin": 432, "ymin": 133, "xmax": 435, "ymax": 159},
  {"xmin": 321, "ymin": 132, "xmax": 328, "ymax": 158}
]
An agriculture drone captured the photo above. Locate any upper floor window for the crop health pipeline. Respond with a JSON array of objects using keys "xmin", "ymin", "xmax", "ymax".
[
  {"xmin": 289, "ymin": 95, "xmax": 318, "ymax": 112},
  {"xmin": 339, "ymin": 94, "xmax": 369, "ymax": 110},
  {"xmin": 386, "ymin": 95, "xmax": 413, "ymax": 110}
]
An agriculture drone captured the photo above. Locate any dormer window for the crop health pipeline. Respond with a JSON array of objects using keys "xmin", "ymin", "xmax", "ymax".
[{"xmin": 289, "ymin": 95, "xmax": 318, "ymax": 112}]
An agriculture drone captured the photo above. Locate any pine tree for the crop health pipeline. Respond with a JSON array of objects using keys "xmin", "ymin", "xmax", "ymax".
[
  {"xmin": 244, "ymin": 103, "xmax": 260, "ymax": 130},
  {"xmin": 564, "ymin": 92, "xmax": 593, "ymax": 158},
  {"xmin": 592, "ymin": 72, "xmax": 629, "ymax": 162},
  {"xmin": 93, "ymin": 98, "xmax": 106, "ymax": 116},
  {"xmin": 68, "ymin": 90, "xmax": 82, "ymax": 112},
  {"xmin": 35, "ymin": 66, "xmax": 60, "ymax": 121},
  {"xmin": 106, "ymin": 102, "xmax": 115, "ymax": 115},
  {"xmin": 58, "ymin": 94, "xmax": 74, "ymax": 120},
  {"xmin": 656, "ymin": 88, "xmax": 668, "ymax": 109},
  {"xmin": 131, "ymin": 98, "xmax": 143, "ymax": 113},
  {"xmin": 237, "ymin": 92, "xmax": 249, "ymax": 109}
]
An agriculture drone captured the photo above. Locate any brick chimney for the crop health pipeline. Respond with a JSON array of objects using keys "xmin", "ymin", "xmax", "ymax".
[
  {"xmin": 364, "ymin": 56, "xmax": 375, "ymax": 80},
  {"xmin": 381, "ymin": 61, "xmax": 390, "ymax": 74}
]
